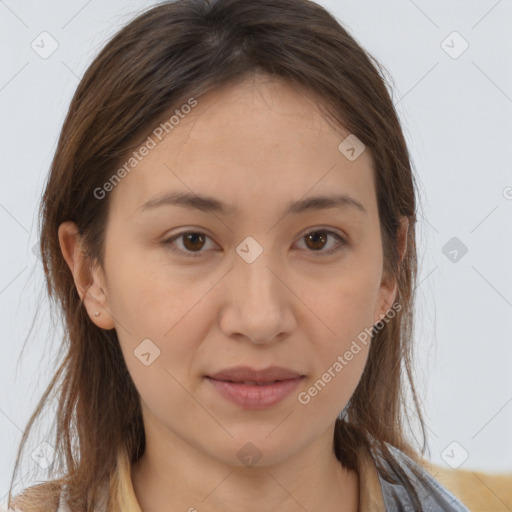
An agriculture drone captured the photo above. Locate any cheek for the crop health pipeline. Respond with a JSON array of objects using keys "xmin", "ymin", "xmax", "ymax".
[
  {"xmin": 105, "ymin": 245, "xmax": 209, "ymax": 339},
  {"xmin": 298, "ymin": 261, "xmax": 380, "ymax": 402},
  {"xmin": 297, "ymin": 294, "xmax": 374, "ymax": 420},
  {"xmin": 104, "ymin": 251, "xmax": 214, "ymax": 403},
  {"xmin": 113, "ymin": 283, "xmax": 208, "ymax": 429},
  {"xmin": 298, "ymin": 342, "xmax": 370, "ymax": 417},
  {"xmin": 305, "ymin": 262, "xmax": 381, "ymax": 347}
]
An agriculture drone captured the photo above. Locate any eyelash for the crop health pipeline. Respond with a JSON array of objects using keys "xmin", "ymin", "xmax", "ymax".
[{"xmin": 162, "ymin": 229, "xmax": 347, "ymax": 258}]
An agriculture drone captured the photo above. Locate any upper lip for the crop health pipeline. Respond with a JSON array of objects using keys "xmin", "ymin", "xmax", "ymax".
[{"xmin": 207, "ymin": 365, "xmax": 304, "ymax": 383}]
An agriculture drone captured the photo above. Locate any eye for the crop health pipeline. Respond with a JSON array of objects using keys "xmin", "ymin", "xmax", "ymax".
[
  {"xmin": 162, "ymin": 228, "xmax": 347, "ymax": 258},
  {"xmin": 162, "ymin": 231, "xmax": 217, "ymax": 257},
  {"xmin": 295, "ymin": 229, "xmax": 347, "ymax": 255}
]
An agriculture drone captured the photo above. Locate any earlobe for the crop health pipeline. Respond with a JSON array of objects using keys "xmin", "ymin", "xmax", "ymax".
[
  {"xmin": 58, "ymin": 221, "xmax": 115, "ymax": 330},
  {"xmin": 87, "ymin": 264, "xmax": 116, "ymax": 330},
  {"xmin": 374, "ymin": 285, "xmax": 397, "ymax": 327}
]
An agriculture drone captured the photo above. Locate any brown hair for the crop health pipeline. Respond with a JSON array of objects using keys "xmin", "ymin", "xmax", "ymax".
[{"xmin": 8, "ymin": 0, "xmax": 428, "ymax": 510}]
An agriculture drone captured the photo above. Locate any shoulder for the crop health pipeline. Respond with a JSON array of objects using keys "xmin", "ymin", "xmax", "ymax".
[
  {"xmin": 0, "ymin": 501, "xmax": 24, "ymax": 512},
  {"xmin": 373, "ymin": 443, "xmax": 471, "ymax": 511},
  {"xmin": 2, "ymin": 480, "xmax": 64, "ymax": 512},
  {"xmin": 4, "ymin": 480, "xmax": 110, "ymax": 512}
]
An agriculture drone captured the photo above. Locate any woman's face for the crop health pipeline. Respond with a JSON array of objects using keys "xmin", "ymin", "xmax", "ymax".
[{"xmin": 72, "ymin": 74, "xmax": 400, "ymax": 467}]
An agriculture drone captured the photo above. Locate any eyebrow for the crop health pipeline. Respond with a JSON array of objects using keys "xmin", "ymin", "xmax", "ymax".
[{"xmin": 139, "ymin": 191, "xmax": 367, "ymax": 216}]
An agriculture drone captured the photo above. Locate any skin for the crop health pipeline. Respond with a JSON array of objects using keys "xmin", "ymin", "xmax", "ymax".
[{"xmin": 59, "ymin": 72, "xmax": 408, "ymax": 512}]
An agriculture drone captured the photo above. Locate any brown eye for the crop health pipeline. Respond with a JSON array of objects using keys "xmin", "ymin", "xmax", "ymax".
[
  {"xmin": 182, "ymin": 232, "xmax": 206, "ymax": 251},
  {"xmin": 298, "ymin": 229, "xmax": 347, "ymax": 255},
  {"xmin": 304, "ymin": 231, "xmax": 328, "ymax": 251},
  {"xmin": 163, "ymin": 228, "xmax": 347, "ymax": 258},
  {"xmin": 163, "ymin": 231, "xmax": 215, "ymax": 257}
]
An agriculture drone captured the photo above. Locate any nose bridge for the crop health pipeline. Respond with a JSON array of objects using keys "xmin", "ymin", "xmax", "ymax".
[
  {"xmin": 234, "ymin": 234, "xmax": 281, "ymax": 303},
  {"xmin": 221, "ymin": 234, "xmax": 293, "ymax": 342}
]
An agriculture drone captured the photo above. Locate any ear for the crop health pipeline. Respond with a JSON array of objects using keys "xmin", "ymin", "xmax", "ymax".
[
  {"xmin": 58, "ymin": 221, "xmax": 115, "ymax": 330},
  {"xmin": 373, "ymin": 216, "xmax": 409, "ymax": 324}
]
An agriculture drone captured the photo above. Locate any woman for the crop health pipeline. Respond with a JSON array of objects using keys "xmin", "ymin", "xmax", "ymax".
[{"xmin": 6, "ymin": 0, "xmax": 470, "ymax": 510}]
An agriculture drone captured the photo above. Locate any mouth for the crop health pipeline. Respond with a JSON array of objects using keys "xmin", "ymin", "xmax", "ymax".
[
  {"xmin": 215, "ymin": 379, "xmax": 287, "ymax": 385},
  {"xmin": 205, "ymin": 375, "xmax": 305, "ymax": 410},
  {"xmin": 206, "ymin": 365, "xmax": 305, "ymax": 383}
]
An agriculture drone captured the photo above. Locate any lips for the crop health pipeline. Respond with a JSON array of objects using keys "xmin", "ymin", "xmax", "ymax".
[
  {"xmin": 205, "ymin": 365, "xmax": 305, "ymax": 409},
  {"xmin": 207, "ymin": 365, "xmax": 304, "ymax": 383}
]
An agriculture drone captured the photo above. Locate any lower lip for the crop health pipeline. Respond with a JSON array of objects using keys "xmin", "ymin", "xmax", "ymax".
[{"xmin": 206, "ymin": 376, "xmax": 304, "ymax": 410}]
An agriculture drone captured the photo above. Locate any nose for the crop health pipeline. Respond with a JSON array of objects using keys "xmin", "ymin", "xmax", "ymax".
[{"xmin": 218, "ymin": 249, "xmax": 297, "ymax": 344}]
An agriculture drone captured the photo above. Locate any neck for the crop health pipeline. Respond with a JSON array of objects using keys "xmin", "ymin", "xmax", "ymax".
[{"xmin": 130, "ymin": 420, "xmax": 358, "ymax": 512}]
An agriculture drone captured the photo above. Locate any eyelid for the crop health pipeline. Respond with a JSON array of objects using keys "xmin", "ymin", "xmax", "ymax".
[{"xmin": 162, "ymin": 227, "xmax": 348, "ymax": 258}]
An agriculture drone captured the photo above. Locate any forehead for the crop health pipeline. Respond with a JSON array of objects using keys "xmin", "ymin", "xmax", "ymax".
[{"xmin": 108, "ymin": 74, "xmax": 377, "ymax": 222}]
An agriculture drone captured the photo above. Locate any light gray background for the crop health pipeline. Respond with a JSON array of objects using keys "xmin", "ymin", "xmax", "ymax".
[{"xmin": 1, "ymin": 0, "xmax": 511, "ymax": 502}]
